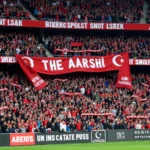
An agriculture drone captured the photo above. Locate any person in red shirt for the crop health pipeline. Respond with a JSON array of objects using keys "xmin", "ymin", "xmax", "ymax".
[
  {"xmin": 56, "ymin": 14, "xmax": 59, "ymax": 21},
  {"xmin": 28, "ymin": 122, "xmax": 34, "ymax": 132},
  {"xmin": 90, "ymin": 119, "xmax": 95, "ymax": 127},
  {"xmin": 147, "ymin": 121, "xmax": 150, "ymax": 129},
  {"xmin": 43, "ymin": 117, "xmax": 48, "ymax": 127},
  {"xmin": 71, "ymin": 109, "xmax": 77, "ymax": 118},
  {"xmin": 74, "ymin": 15, "xmax": 77, "ymax": 22},
  {"xmin": 26, "ymin": 12, "xmax": 30, "ymax": 19},
  {"xmin": 76, "ymin": 120, "xmax": 82, "ymax": 131},
  {"xmin": 23, "ymin": 97, "xmax": 29, "ymax": 104}
]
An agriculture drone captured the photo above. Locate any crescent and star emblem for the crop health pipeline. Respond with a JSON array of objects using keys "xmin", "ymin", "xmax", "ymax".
[
  {"xmin": 22, "ymin": 56, "xmax": 34, "ymax": 68},
  {"xmin": 95, "ymin": 131, "xmax": 102, "ymax": 139},
  {"xmin": 112, "ymin": 55, "xmax": 124, "ymax": 67}
]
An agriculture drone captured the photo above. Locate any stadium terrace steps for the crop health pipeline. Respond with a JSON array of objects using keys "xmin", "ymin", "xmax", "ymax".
[
  {"xmin": 19, "ymin": 1, "xmax": 36, "ymax": 20},
  {"xmin": 140, "ymin": 0, "xmax": 149, "ymax": 23}
]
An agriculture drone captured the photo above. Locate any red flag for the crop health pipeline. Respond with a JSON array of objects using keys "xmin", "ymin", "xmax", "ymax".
[
  {"xmin": 15, "ymin": 55, "xmax": 47, "ymax": 91},
  {"xmin": 116, "ymin": 53, "xmax": 132, "ymax": 90}
]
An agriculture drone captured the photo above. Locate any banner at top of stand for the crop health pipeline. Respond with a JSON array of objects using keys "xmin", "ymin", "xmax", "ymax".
[{"xmin": 0, "ymin": 19, "xmax": 150, "ymax": 30}]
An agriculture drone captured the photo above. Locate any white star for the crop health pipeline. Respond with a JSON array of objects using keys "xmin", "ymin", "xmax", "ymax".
[{"xmin": 120, "ymin": 59, "xmax": 124, "ymax": 63}]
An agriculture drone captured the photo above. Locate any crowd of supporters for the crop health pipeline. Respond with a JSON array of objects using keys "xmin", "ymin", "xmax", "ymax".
[
  {"xmin": 22, "ymin": 0, "xmax": 144, "ymax": 23},
  {"xmin": 0, "ymin": 0, "xmax": 149, "ymax": 135},
  {"xmin": 0, "ymin": 31, "xmax": 149, "ymax": 58},
  {"xmin": 147, "ymin": 6, "xmax": 150, "ymax": 23},
  {"xmin": 1, "ymin": 0, "xmax": 150, "ymax": 23},
  {"xmin": 44, "ymin": 35, "xmax": 150, "ymax": 58},
  {"xmin": 0, "ymin": 0, "xmax": 30, "ymax": 19},
  {"xmin": 0, "ymin": 70, "xmax": 149, "ymax": 133},
  {"xmin": 0, "ymin": 32, "xmax": 46, "ymax": 56}
]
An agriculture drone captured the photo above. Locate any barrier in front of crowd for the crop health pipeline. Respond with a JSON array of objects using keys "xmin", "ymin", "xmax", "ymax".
[
  {"xmin": 35, "ymin": 132, "xmax": 91, "ymax": 145},
  {"xmin": 0, "ymin": 129, "xmax": 150, "ymax": 146}
]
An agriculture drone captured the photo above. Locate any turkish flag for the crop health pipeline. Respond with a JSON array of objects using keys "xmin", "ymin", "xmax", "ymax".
[
  {"xmin": 16, "ymin": 55, "xmax": 47, "ymax": 91},
  {"xmin": 116, "ymin": 53, "xmax": 132, "ymax": 90}
]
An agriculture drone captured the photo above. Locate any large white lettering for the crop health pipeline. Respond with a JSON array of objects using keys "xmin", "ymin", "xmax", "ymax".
[
  {"xmin": 45, "ymin": 22, "xmax": 87, "ymax": 29},
  {"xmin": 69, "ymin": 58, "xmax": 76, "ymax": 68},
  {"xmin": 69, "ymin": 58, "xmax": 105, "ymax": 69},
  {"xmin": 7, "ymin": 20, "xmax": 22, "ymax": 26},
  {"xmin": 82, "ymin": 58, "xmax": 89, "ymax": 68},
  {"xmin": 89, "ymin": 59, "xmax": 95, "ymax": 68},
  {"xmin": 56, "ymin": 60, "xmax": 63, "ymax": 70},
  {"xmin": 37, "ymin": 135, "xmax": 45, "ymax": 142},
  {"xmin": 76, "ymin": 134, "xmax": 89, "ymax": 140},
  {"xmin": 106, "ymin": 23, "xmax": 124, "ymax": 30},
  {"xmin": 0, "ymin": 57, "xmax": 16, "ymax": 63},
  {"xmin": 45, "ymin": 134, "xmax": 79, "ymax": 141},
  {"xmin": 12, "ymin": 136, "xmax": 33, "ymax": 143},
  {"xmin": 90, "ymin": 23, "xmax": 104, "ymax": 29},
  {"xmin": 67, "ymin": 23, "xmax": 87, "ymax": 29},
  {"xmin": 41, "ymin": 60, "xmax": 63, "ymax": 71},
  {"xmin": 135, "ymin": 59, "xmax": 150, "ymax": 65},
  {"xmin": 45, "ymin": 22, "xmax": 67, "ymax": 28},
  {"xmin": 76, "ymin": 58, "xmax": 83, "ymax": 67},
  {"xmin": 42, "ymin": 60, "xmax": 48, "ymax": 70}
]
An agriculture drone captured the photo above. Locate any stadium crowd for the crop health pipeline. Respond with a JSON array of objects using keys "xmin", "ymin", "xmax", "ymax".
[
  {"xmin": 44, "ymin": 35, "xmax": 150, "ymax": 58},
  {"xmin": 22, "ymin": 0, "xmax": 144, "ymax": 23},
  {"xmin": 0, "ymin": 71, "xmax": 149, "ymax": 133},
  {"xmin": 0, "ymin": 30, "xmax": 150, "ymax": 58},
  {"xmin": 0, "ymin": 0, "xmax": 30, "ymax": 19},
  {"xmin": 147, "ymin": 5, "xmax": 150, "ymax": 23},
  {"xmin": 0, "ymin": 32, "xmax": 46, "ymax": 56},
  {"xmin": 0, "ymin": 0, "xmax": 149, "ymax": 135}
]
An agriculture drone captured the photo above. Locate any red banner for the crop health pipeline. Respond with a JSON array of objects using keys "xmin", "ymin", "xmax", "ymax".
[
  {"xmin": 0, "ymin": 19, "xmax": 150, "ymax": 30},
  {"xmin": 116, "ymin": 53, "xmax": 132, "ymax": 89},
  {"xmin": 55, "ymin": 49, "xmax": 102, "ymax": 53},
  {"xmin": 10, "ymin": 133, "xmax": 35, "ymax": 146},
  {"xmin": 15, "ymin": 53, "xmax": 132, "ymax": 90},
  {"xmin": 59, "ymin": 92, "xmax": 82, "ymax": 96},
  {"xmin": 127, "ymin": 116, "xmax": 148, "ymax": 119},
  {"xmin": 0, "ymin": 56, "xmax": 150, "ymax": 66},
  {"xmin": 71, "ymin": 42, "xmax": 83, "ymax": 47},
  {"xmin": 16, "ymin": 56, "xmax": 47, "ymax": 91},
  {"xmin": 81, "ymin": 113, "xmax": 114, "ymax": 117}
]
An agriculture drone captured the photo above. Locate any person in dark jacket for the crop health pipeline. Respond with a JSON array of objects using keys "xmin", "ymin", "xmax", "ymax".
[
  {"xmin": 47, "ymin": 119, "xmax": 52, "ymax": 129},
  {"xmin": 55, "ymin": 120, "xmax": 60, "ymax": 131},
  {"xmin": 70, "ymin": 121, "xmax": 76, "ymax": 131},
  {"xmin": 39, "ymin": 123, "xmax": 46, "ymax": 133},
  {"xmin": 1, "ymin": 121, "xmax": 8, "ymax": 133},
  {"xmin": 103, "ymin": 120, "xmax": 109, "ymax": 129},
  {"xmin": 8, "ymin": 125, "xmax": 15, "ymax": 133},
  {"xmin": 119, "ymin": 120, "xmax": 127, "ymax": 129},
  {"xmin": 51, "ymin": 123, "xmax": 56, "ymax": 131},
  {"xmin": 114, "ymin": 121, "xmax": 120, "ymax": 129}
]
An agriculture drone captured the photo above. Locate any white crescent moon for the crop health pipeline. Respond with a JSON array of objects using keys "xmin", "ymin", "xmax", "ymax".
[
  {"xmin": 112, "ymin": 55, "xmax": 122, "ymax": 67},
  {"xmin": 22, "ymin": 57, "xmax": 34, "ymax": 68},
  {"xmin": 95, "ymin": 131, "xmax": 101, "ymax": 139}
]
